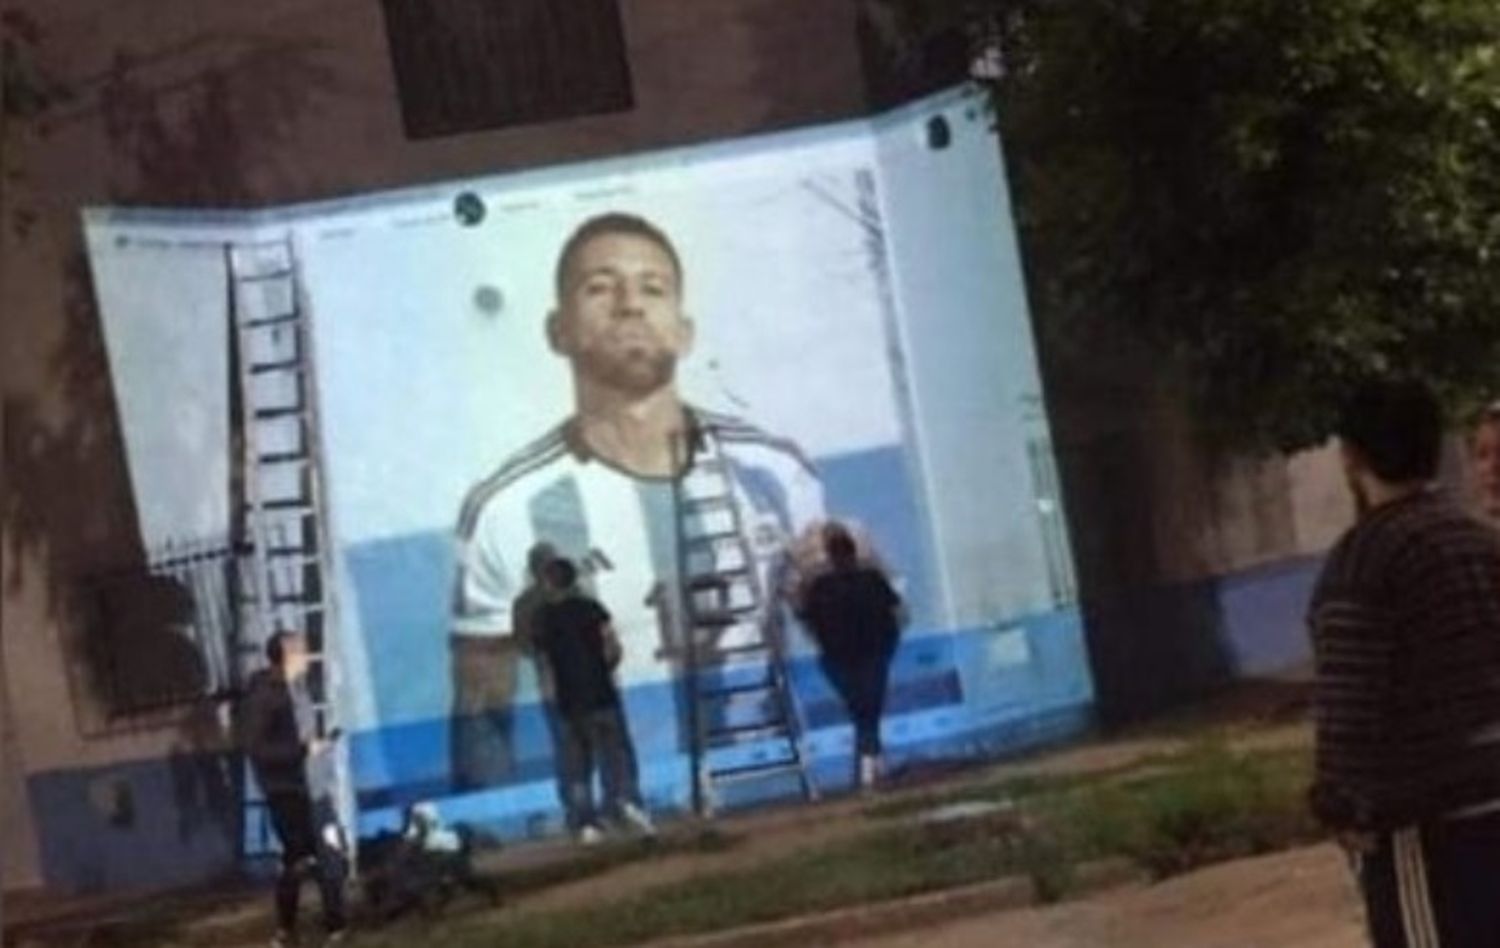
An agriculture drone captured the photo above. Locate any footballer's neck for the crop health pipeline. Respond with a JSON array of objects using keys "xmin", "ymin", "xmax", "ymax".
[{"xmin": 574, "ymin": 384, "xmax": 689, "ymax": 479}]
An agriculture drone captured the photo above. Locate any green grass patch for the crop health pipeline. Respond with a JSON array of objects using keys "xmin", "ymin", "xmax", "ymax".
[
  {"xmin": 357, "ymin": 743, "xmax": 1317, "ymax": 947},
  {"xmin": 94, "ymin": 743, "xmax": 1319, "ymax": 948},
  {"xmin": 863, "ymin": 767, "xmax": 1123, "ymax": 821},
  {"xmin": 88, "ymin": 829, "xmax": 740, "ymax": 948},
  {"xmin": 1035, "ymin": 742, "xmax": 1318, "ymax": 879},
  {"xmin": 358, "ymin": 813, "xmax": 1032, "ymax": 948},
  {"xmin": 498, "ymin": 827, "xmax": 740, "ymax": 899}
]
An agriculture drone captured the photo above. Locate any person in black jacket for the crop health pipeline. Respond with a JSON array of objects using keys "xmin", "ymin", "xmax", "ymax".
[
  {"xmin": 535, "ymin": 557, "xmax": 655, "ymax": 844},
  {"xmin": 241, "ymin": 631, "xmax": 348, "ymax": 946},
  {"xmin": 799, "ymin": 523, "xmax": 904, "ymax": 792}
]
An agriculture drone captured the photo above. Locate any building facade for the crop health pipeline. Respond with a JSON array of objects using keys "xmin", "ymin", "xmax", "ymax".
[{"xmin": 3, "ymin": 0, "xmax": 1346, "ymax": 896}]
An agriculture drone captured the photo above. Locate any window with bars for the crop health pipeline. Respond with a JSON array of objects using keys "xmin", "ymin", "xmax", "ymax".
[
  {"xmin": 76, "ymin": 538, "xmax": 240, "ymax": 721},
  {"xmin": 381, "ymin": 0, "xmax": 635, "ymax": 139}
]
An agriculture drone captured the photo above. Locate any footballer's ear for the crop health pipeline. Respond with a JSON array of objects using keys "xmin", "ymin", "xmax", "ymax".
[
  {"xmin": 546, "ymin": 309, "xmax": 569, "ymax": 355},
  {"xmin": 675, "ymin": 313, "xmax": 696, "ymax": 356}
]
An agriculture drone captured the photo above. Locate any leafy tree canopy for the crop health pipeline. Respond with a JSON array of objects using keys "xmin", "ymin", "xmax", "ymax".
[{"xmin": 886, "ymin": 0, "xmax": 1500, "ymax": 450}]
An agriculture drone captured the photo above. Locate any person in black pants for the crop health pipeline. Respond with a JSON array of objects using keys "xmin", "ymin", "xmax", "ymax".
[
  {"xmin": 242, "ymin": 631, "xmax": 348, "ymax": 947},
  {"xmin": 799, "ymin": 524, "xmax": 904, "ymax": 792},
  {"xmin": 1310, "ymin": 379, "xmax": 1500, "ymax": 947},
  {"xmin": 535, "ymin": 557, "xmax": 656, "ymax": 844}
]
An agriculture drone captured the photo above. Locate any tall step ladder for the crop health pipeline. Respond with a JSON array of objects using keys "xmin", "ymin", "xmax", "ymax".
[
  {"xmin": 226, "ymin": 236, "xmax": 344, "ymax": 863},
  {"xmin": 671, "ymin": 428, "xmax": 817, "ymax": 817}
]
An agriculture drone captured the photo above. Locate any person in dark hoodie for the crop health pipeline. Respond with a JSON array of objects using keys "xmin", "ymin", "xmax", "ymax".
[
  {"xmin": 799, "ymin": 522, "xmax": 905, "ymax": 792},
  {"xmin": 242, "ymin": 630, "xmax": 348, "ymax": 947},
  {"xmin": 534, "ymin": 557, "xmax": 655, "ymax": 844},
  {"xmin": 1310, "ymin": 379, "xmax": 1500, "ymax": 947}
]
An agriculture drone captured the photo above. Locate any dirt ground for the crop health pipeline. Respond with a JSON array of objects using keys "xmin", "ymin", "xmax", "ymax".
[{"xmin": 859, "ymin": 843, "xmax": 1368, "ymax": 948}]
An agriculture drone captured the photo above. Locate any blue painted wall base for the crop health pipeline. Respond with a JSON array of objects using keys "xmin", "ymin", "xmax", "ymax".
[{"xmin": 22, "ymin": 554, "xmax": 1320, "ymax": 893}]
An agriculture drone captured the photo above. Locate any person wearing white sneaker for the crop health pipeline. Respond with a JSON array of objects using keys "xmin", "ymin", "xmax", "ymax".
[
  {"xmin": 619, "ymin": 800, "xmax": 657, "ymax": 838},
  {"xmin": 244, "ymin": 632, "xmax": 349, "ymax": 947},
  {"xmin": 536, "ymin": 558, "xmax": 653, "ymax": 844},
  {"xmin": 799, "ymin": 524, "xmax": 906, "ymax": 794},
  {"xmin": 577, "ymin": 823, "xmax": 607, "ymax": 846}
]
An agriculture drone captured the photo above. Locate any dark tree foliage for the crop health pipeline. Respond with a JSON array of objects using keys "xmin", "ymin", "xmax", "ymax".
[{"xmin": 887, "ymin": 0, "xmax": 1500, "ymax": 450}]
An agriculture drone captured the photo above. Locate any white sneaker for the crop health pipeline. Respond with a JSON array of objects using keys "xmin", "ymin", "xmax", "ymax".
[
  {"xmin": 577, "ymin": 824, "xmax": 606, "ymax": 846},
  {"xmin": 858, "ymin": 753, "xmax": 880, "ymax": 792},
  {"xmin": 619, "ymin": 802, "xmax": 657, "ymax": 837}
]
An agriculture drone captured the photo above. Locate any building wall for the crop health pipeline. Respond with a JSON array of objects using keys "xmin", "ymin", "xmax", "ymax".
[
  {"xmin": 2, "ymin": 0, "xmax": 1358, "ymax": 894},
  {"xmin": 1042, "ymin": 335, "xmax": 1351, "ymax": 719},
  {"xmin": 1, "ymin": 644, "xmax": 43, "ymax": 891},
  {"xmin": 2, "ymin": 0, "xmax": 868, "ymax": 893}
]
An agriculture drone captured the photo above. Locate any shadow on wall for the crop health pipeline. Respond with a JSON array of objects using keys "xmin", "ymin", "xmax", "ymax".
[
  {"xmin": 2, "ymin": 29, "xmax": 345, "ymax": 890},
  {"xmin": 75, "ymin": 566, "xmax": 240, "ymax": 839},
  {"xmin": 1057, "ymin": 430, "xmax": 1237, "ymax": 722},
  {"xmin": 852, "ymin": 0, "xmax": 970, "ymax": 112}
]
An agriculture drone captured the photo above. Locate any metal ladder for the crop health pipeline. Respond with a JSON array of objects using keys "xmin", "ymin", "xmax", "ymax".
[
  {"xmin": 226, "ymin": 236, "xmax": 342, "ymax": 860},
  {"xmin": 671, "ymin": 428, "xmax": 817, "ymax": 817}
]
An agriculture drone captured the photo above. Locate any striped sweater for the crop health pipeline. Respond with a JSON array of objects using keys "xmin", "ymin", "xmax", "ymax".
[{"xmin": 1308, "ymin": 489, "xmax": 1500, "ymax": 831}]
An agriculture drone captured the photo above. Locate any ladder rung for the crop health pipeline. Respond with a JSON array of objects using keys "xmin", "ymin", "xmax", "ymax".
[
  {"xmin": 707, "ymin": 722, "xmax": 790, "ymax": 743},
  {"xmin": 249, "ymin": 359, "xmax": 304, "ymax": 376},
  {"xmin": 265, "ymin": 551, "xmax": 320, "ymax": 564},
  {"xmin": 683, "ymin": 495, "xmax": 732, "ymax": 510},
  {"xmin": 709, "ymin": 761, "xmax": 804, "ymax": 784},
  {"xmin": 253, "ymin": 406, "xmax": 306, "ymax": 421},
  {"xmin": 257, "ymin": 451, "xmax": 310, "ymax": 465},
  {"xmin": 696, "ymin": 612, "xmax": 756, "ymax": 627},
  {"xmin": 243, "ymin": 312, "xmax": 300, "ymax": 330},
  {"xmin": 266, "ymin": 552, "xmax": 320, "ymax": 567},
  {"xmin": 687, "ymin": 570, "xmax": 754, "ymax": 592},
  {"xmin": 691, "ymin": 607, "xmax": 759, "ymax": 628},
  {"xmin": 685, "ymin": 531, "xmax": 741, "ymax": 546},
  {"xmin": 237, "ymin": 269, "xmax": 295, "ymax": 283},
  {"xmin": 269, "ymin": 597, "xmax": 325, "ymax": 611},
  {"xmin": 699, "ymin": 679, "xmax": 775, "ymax": 699},
  {"xmin": 256, "ymin": 499, "xmax": 314, "ymax": 514},
  {"xmin": 699, "ymin": 641, "xmax": 773, "ymax": 660}
]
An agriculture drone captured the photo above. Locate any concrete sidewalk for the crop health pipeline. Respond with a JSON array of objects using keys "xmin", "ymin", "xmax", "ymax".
[{"xmin": 857, "ymin": 844, "xmax": 1365, "ymax": 948}]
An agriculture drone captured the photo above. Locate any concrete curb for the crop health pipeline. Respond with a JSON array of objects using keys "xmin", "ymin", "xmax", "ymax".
[{"xmin": 645, "ymin": 857, "xmax": 1145, "ymax": 948}]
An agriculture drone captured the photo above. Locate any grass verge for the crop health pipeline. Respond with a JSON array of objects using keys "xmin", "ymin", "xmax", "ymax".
[{"xmin": 354, "ymin": 741, "xmax": 1319, "ymax": 948}]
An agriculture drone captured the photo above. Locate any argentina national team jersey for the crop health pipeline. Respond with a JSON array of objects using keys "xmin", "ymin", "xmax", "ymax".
[{"xmin": 452, "ymin": 409, "xmax": 826, "ymax": 684}]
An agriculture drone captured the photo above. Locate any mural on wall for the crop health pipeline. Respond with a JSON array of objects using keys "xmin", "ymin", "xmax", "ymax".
[{"xmin": 82, "ymin": 87, "xmax": 1094, "ymax": 836}]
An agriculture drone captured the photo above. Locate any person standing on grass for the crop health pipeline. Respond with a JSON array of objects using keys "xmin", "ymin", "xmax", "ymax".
[
  {"xmin": 1308, "ymin": 378, "xmax": 1500, "ymax": 948},
  {"xmin": 535, "ymin": 556, "xmax": 656, "ymax": 844},
  {"xmin": 241, "ymin": 631, "xmax": 348, "ymax": 947}
]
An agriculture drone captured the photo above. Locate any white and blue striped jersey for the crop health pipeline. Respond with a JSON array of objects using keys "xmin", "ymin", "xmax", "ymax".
[{"xmin": 451, "ymin": 408, "xmax": 826, "ymax": 684}]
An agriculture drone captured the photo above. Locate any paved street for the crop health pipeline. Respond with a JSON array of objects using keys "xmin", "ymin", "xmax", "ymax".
[{"xmin": 859, "ymin": 844, "xmax": 1367, "ymax": 948}]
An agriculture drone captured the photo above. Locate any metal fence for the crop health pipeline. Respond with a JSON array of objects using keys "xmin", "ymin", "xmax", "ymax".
[{"xmin": 78, "ymin": 536, "xmax": 242, "ymax": 719}]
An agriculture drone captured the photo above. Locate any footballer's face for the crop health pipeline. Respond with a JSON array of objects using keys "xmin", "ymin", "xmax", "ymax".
[{"xmin": 549, "ymin": 232, "xmax": 694, "ymax": 396}]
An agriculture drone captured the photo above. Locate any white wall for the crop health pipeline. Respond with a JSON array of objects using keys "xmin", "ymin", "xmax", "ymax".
[
  {"xmin": 873, "ymin": 90, "xmax": 1060, "ymax": 626},
  {"xmin": 86, "ymin": 236, "xmax": 233, "ymax": 552}
]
